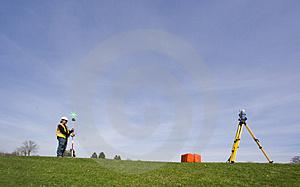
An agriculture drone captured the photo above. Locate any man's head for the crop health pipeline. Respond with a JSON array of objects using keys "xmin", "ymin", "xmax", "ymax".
[{"xmin": 60, "ymin": 116, "xmax": 68, "ymax": 125}]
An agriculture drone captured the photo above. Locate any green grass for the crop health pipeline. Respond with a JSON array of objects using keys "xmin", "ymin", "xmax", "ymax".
[{"xmin": 0, "ymin": 156, "xmax": 299, "ymax": 186}]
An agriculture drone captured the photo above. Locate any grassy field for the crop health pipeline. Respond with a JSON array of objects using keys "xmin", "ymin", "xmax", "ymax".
[{"xmin": 0, "ymin": 156, "xmax": 299, "ymax": 186}]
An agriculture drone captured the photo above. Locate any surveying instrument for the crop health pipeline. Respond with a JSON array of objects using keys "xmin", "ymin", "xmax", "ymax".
[
  {"xmin": 70, "ymin": 112, "xmax": 77, "ymax": 158},
  {"xmin": 227, "ymin": 110, "xmax": 273, "ymax": 163}
]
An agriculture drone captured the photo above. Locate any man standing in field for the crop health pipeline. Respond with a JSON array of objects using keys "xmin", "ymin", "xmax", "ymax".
[{"xmin": 56, "ymin": 116, "xmax": 74, "ymax": 157}]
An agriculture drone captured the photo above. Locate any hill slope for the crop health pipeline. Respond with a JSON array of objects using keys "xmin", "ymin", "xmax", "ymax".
[{"xmin": 0, "ymin": 156, "xmax": 299, "ymax": 186}]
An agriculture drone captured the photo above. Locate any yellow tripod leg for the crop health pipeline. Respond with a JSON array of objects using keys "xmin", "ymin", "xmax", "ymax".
[
  {"xmin": 228, "ymin": 124, "xmax": 240, "ymax": 162},
  {"xmin": 244, "ymin": 124, "xmax": 273, "ymax": 163},
  {"xmin": 228, "ymin": 123, "xmax": 243, "ymax": 163}
]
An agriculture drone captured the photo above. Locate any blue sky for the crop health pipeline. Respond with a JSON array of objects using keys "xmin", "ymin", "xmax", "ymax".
[{"xmin": 0, "ymin": 0, "xmax": 299, "ymax": 163}]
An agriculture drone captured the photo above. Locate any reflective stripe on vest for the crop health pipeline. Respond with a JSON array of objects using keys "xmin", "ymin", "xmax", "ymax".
[{"xmin": 56, "ymin": 124, "xmax": 68, "ymax": 139}]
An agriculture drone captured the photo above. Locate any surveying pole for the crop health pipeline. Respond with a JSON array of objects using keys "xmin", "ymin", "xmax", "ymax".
[
  {"xmin": 227, "ymin": 110, "xmax": 273, "ymax": 163},
  {"xmin": 70, "ymin": 112, "xmax": 77, "ymax": 158}
]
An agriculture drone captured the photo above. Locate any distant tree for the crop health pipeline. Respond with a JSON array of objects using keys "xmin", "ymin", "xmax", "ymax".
[
  {"xmin": 15, "ymin": 147, "xmax": 26, "ymax": 156},
  {"xmin": 0, "ymin": 151, "xmax": 16, "ymax": 156},
  {"xmin": 114, "ymin": 155, "xmax": 121, "ymax": 160},
  {"xmin": 16, "ymin": 140, "xmax": 38, "ymax": 156},
  {"xmin": 11, "ymin": 150, "xmax": 21, "ymax": 156},
  {"xmin": 291, "ymin": 156, "xmax": 300, "ymax": 163},
  {"xmin": 99, "ymin": 152, "xmax": 105, "ymax": 159},
  {"xmin": 1, "ymin": 150, "xmax": 25, "ymax": 156},
  {"xmin": 91, "ymin": 152, "xmax": 98, "ymax": 158}
]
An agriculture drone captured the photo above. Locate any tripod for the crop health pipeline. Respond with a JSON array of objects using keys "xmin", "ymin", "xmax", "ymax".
[
  {"xmin": 70, "ymin": 134, "xmax": 75, "ymax": 158},
  {"xmin": 228, "ymin": 110, "xmax": 273, "ymax": 163},
  {"xmin": 70, "ymin": 112, "xmax": 77, "ymax": 158}
]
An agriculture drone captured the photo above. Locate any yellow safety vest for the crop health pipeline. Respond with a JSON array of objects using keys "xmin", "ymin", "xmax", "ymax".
[{"xmin": 56, "ymin": 124, "xmax": 69, "ymax": 139}]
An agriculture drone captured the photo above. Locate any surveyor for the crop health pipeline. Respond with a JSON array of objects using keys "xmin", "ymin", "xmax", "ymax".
[{"xmin": 56, "ymin": 116, "xmax": 74, "ymax": 157}]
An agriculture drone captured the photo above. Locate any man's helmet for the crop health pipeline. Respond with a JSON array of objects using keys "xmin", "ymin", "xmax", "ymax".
[{"xmin": 61, "ymin": 116, "xmax": 68, "ymax": 121}]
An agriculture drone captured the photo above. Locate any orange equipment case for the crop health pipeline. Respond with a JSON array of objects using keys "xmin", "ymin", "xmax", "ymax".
[{"xmin": 181, "ymin": 153, "xmax": 202, "ymax": 163}]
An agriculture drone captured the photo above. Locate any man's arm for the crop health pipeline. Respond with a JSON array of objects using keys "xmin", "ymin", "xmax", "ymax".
[{"xmin": 69, "ymin": 128, "xmax": 74, "ymax": 136}]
